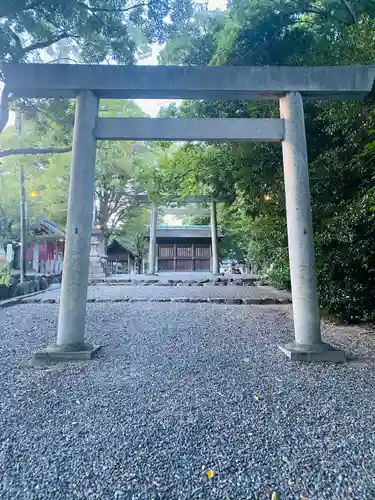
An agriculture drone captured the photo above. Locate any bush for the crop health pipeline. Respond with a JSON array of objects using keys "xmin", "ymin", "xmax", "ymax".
[
  {"xmin": 315, "ymin": 201, "xmax": 375, "ymax": 323},
  {"xmin": 264, "ymin": 254, "xmax": 290, "ymax": 290},
  {"xmin": 0, "ymin": 264, "xmax": 11, "ymax": 286}
]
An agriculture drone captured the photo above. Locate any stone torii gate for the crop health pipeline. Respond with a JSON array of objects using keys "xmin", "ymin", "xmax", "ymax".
[
  {"xmin": 2, "ymin": 64, "xmax": 374, "ymax": 362},
  {"xmin": 135, "ymin": 194, "xmax": 228, "ymax": 275}
]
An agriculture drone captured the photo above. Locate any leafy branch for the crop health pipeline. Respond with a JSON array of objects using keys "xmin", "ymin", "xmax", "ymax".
[{"xmin": 76, "ymin": 1, "xmax": 148, "ymax": 14}]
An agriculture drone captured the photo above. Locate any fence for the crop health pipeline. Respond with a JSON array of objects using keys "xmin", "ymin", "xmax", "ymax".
[{"xmin": 38, "ymin": 260, "xmax": 63, "ymax": 274}]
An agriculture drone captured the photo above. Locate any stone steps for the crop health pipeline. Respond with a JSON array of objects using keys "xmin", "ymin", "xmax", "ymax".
[
  {"xmin": 90, "ymin": 279, "xmax": 258, "ymax": 287},
  {"xmin": 21, "ymin": 296, "xmax": 292, "ymax": 305}
]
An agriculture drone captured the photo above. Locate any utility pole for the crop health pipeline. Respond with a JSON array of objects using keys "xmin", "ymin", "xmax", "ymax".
[{"xmin": 16, "ymin": 113, "xmax": 27, "ymax": 283}]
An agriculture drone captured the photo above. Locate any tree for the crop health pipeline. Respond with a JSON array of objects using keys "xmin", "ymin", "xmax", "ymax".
[
  {"xmin": 93, "ymin": 99, "xmax": 150, "ymax": 240},
  {"xmin": 158, "ymin": 0, "xmax": 375, "ymax": 321},
  {"xmin": 94, "ymin": 141, "xmax": 143, "ymax": 239},
  {"xmin": 0, "ymin": 110, "xmax": 72, "ymax": 159},
  {"xmin": 111, "ymin": 204, "xmax": 150, "ymax": 270},
  {"xmin": 0, "ymin": 0, "xmax": 194, "ymax": 135},
  {"xmin": 0, "ymin": 169, "xmax": 19, "ymax": 241},
  {"xmin": 159, "ymin": 7, "xmax": 228, "ymax": 65},
  {"xmin": 1, "ymin": 0, "xmax": 193, "ymax": 65},
  {"xmin": 0, "ymin": 98, "xmax": 163, "ymax": 256},
  {"xmin": 0, "ymin": 118, "xmax": 71, "ymax": 239}
]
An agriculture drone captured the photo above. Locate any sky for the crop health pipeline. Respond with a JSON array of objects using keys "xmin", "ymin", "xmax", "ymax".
[
  {"xmin": 206, "ymin": 0, "xmax": 226, "ymax": 9},
  {"xmin": 135, "ymin": 0, "xmax": 227, "ymax": 116}
]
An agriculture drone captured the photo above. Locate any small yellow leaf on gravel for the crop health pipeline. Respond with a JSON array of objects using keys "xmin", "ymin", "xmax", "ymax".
[
  {"xmin": 271, "ymin": 492, "xmax": 280, "ymax": 500},
  {"xmin": 253, "ymin": 392, "xmax": 260, "ymax": 402},
  {"xmin": 207, "ymin": 469, "xmax": 214, "ymax": 479}
]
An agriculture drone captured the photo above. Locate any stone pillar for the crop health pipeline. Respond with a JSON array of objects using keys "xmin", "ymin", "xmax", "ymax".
[
  {"xmin": 34, "ymin": 90, "xmax": 100, "ymax": 362},
  {"xmin": 148, "ymin": 202, "xmax": 157, "ymax": 275},
  {"xmin": 127, "ymin": 253, "xmax": 131, "ymax": 274},
  {"xmin": 210, "ymin": 201, "xmax": 219, "ymax": 274},
  {"xmin": 32, "ymin": 241, "xmax": 39, "ymax": 272},
  {"xmin": 278, "ymin": 92, "xmax": 344, "ymax": 361},
  {"xmin": 88, "ymin": 228, "xmax": 106, "ymax": 280}
]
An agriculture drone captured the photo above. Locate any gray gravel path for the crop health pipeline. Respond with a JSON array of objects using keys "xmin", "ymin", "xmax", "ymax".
[
  {"xmin": 0, "ymin": 303, "xmax": 375, "ymax": 499},
  {"xmin": 21, "ymin": 284, "xmax": 291, "ymax": 302}
]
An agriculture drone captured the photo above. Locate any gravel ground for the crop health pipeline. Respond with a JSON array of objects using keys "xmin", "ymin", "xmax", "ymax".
[
  {"xmin": 21, "ymin": 284, "xmax": 291, "ymax": 302},
  {"xmin": 1, "ymin": 302, "xmax": 375, "ymax": 500}
]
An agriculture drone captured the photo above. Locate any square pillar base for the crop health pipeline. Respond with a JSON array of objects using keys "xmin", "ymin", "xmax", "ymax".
[
  {"xmin": 32, "ymin": 342, "xmax": 101, "ymax": 363},
  {"xmin": 278, "ymin": 341, "xmax": 345, "ymax": 362}
]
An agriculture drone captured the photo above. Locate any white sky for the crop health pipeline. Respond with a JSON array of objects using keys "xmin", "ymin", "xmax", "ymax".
[{"xmin": 208, "ymin": 0, "xmax": 226, "ymax": 8}]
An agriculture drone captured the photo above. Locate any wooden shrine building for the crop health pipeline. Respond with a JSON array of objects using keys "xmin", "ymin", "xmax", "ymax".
[
  {"xmin": 106, "ymin": 239, "xmax": 136, "ymax": 274},
  {"xmin": 152, "ymin": 225, "xmax": 223, "ymax": 272}
]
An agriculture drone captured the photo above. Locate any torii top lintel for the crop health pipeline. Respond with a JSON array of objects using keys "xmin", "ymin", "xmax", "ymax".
[{"xmin": 2, "ymin": 64, "xmax": 375, "ymax": 101}]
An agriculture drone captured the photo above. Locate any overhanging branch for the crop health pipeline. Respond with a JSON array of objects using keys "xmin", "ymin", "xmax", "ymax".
[
  {"xmin": 22, "ymin": 32, "xmax": 78, "ymax": 54},
  {"xmin": 76, "ymin": 1, "xmax": 148, "ymax": 14},
  {"xmin": 0, "ymin": 147, "xmax": 71, "ymax": 158},
  {"xmin": 340, "ymin": 0, "xmax": 357, "ymax": 24}
]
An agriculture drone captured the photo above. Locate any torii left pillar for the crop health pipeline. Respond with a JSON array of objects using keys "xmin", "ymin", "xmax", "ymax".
[{"xmin": 34, "ymin": 90, "xmax": 100, "ymax": 362}]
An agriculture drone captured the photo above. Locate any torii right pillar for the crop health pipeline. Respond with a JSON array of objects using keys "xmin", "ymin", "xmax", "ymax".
[
  {"xmin": 148, "ymin": 202, "xmax": 157, "ymax": 275},
  {"xmin": 278, "ymin": 92, "xmax": 345, "ymax": 362},
  {"xmin": 210, "ymin": 200, "xmax": 220, "ymax": 275}
]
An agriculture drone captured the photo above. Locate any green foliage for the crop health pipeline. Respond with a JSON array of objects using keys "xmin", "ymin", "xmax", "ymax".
[
  {"xmin": 159, "ymin": 0, "xmax": 375, "ymax": 322},
  {"xmin": 111, "ymin": 205, "xmax": 150, "ymax": 265},
  {"xmin": 0, "ymin": 0, "xmax": 193, "ymax": 137},
  {"xmin": 1, "ymin": 0, "xmax": 193, "ymax": 64},
  {"xmin": 0, "ymin": 120, "xmax": 56, "ymax": 235},
  {"xmin": 314, "ymin": 199, "xmax": 375, "ymax": 323},
  {"xmin": 160, "ymin": 8, "xmax": 229, "ymax": 65},
  {"xmin": 0, "ymin": 263, "xmax": 11, "ymax": 286},
  {"xmin": 265, "ymin": 257, "xmax": 290, "ymax": 290},
  {"xmin": 0, "ymin": 100, "xmax": 163, "ymax": 246},
  {"xmin": 0, "ymin": 165, "xmax": 20, "ymax": 240},
  {"xmin": 0, "ymin": 118, "xmax": 74, "ymax": 231}
]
